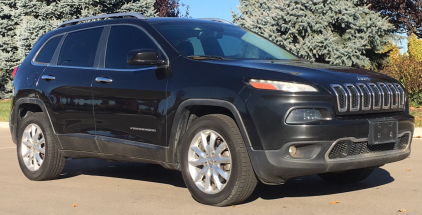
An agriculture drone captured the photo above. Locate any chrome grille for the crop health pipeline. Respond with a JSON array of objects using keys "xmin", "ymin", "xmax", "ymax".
[{"xmin": 331, "ymin": 83, "xmax": 405, "ymax": 113}]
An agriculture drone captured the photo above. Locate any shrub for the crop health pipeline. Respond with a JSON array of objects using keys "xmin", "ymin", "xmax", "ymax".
[{"xmin": 381, "ymin": 34, "xmax": 422, "ymax": 107}]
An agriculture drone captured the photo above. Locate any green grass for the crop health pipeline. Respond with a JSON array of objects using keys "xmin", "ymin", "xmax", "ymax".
[
  {"xmin": 0, "ymin": 99, "xmax": 421, "ymax": 127},
  {"xmin": 0, "ymin": 100, "xmax": 11, "ymax": 122},
  {"xmin": 410, "ymin": 108, "xmax": 422, "ymax": 127}
]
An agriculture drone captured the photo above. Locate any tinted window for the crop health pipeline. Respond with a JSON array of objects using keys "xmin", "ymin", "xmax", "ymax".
[
  {"xmin": 217, "ymin": 35, "xmax": 242, "ymax": 57},
  {"xmin": 35, "ymin": 35, "xmax": 62, "ymax": 64},
  {"xmin": 105, "ymin": 26, "xmax": 159, "ymax": 69},
  {"xmin": 58, "ymin": 28, "xmax": 103, "ymax": 67},
  {"xmin": 152, "ymin": 23, "xmax": 298, "ymax": 60}
]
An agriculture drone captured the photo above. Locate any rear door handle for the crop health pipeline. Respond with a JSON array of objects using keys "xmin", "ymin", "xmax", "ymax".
[
  {"xmin": 41, "ymin": 75, "xmax": 55, "ymax": 81},
  {"xmin": 95, "ymin": 77, "xmax": 113, "ymax": 83}
]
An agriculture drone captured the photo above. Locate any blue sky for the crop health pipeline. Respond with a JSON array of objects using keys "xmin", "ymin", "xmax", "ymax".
[
  {"xmin": 181, "ymin": 0, "xmax": 239, "ymax": 21},
  {"xmin": 180, "ymin": 0, "xmax": 409, "ymax": 54}
]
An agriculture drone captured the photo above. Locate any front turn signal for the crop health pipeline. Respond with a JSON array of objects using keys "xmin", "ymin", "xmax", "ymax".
[{"xmin": 249, "ymin": 79, "xmax": 317, "ymax": 92}]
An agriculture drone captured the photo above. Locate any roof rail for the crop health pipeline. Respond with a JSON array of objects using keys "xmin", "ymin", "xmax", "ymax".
[
  {"xmin": 198, "ymin": 18, "xmax": 232, "ymax": 24},
  {"xmin": 57, "ymin": 12, "xmax": 147, "ymax": 29}
]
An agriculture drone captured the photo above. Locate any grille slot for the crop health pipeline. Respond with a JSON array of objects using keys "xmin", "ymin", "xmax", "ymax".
[
  {"xmin": 331, "ymin": 84, "xmax": 348, "ymax": 112},
  {"xmin": 393, "ymin": 83, "xmax": 405, "ymax": 108},
  {"xmin": 345, "ymin": 84, "xmax": 360, "ymax": 111},
  {"xmin": 328, "ymin": 134, "xmax": 410, "ymax": 159},
  {"xmin": 378, "ymin": 82, "xmax": 391, "ymax": 109},
  {"xmin": 357, "ymin": 83, "xmax": 371, "ymax": 110},
  {"xmin": 388, "ymin": 83, "xmax": 399, "ymax": 109},
  {"xmin": 368, "ymin": 83, "xmax": 382, "ymax": 110}
]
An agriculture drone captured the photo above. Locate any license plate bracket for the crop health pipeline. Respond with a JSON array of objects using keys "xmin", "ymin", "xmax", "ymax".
[{"xmin": 368, "ymin": 120, "xmax": 398, "ymax": 145}]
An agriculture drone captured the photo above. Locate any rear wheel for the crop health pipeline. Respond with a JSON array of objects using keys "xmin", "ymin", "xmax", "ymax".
[
  {"xmin": 318, "ymin": 167, "xmax": 375, "ymax": 183},
  {"xmin": 180, "ymin": 114, "xmax": 257, "ymax": 206},
  {"xmin": 17, "ymin": 112, "xmax": 66, "ymax": 181}
]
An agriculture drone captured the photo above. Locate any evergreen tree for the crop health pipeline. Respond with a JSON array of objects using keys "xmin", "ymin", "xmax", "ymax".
[
  {"xmin": 0, "ymin": 1, "xmax": 19, "ymax": 71},
  {"xmin": 0, "ymin": 0, "xmax": 157, "ymax": 99},
  {"xmin": 233, "ymin": 0, "xmax": 394, "ymax": 69}
]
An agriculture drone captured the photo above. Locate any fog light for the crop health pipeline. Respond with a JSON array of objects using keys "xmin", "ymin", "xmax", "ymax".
[
  {"xmin": 286, "ymin": 109, "xmax": 321, "ymax": 124},
  {"xmin": 289, "ymin": 145, "xmax": 297, "ymax": 156}
]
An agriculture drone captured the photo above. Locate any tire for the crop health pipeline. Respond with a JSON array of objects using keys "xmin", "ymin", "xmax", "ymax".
[
  {"xmin": 318, "ymin": 167, "xmax": 375, "ymax": 184},
  {"xmin": 16, "ymin": 112, "xmax": 66, "ymax": 181},
  {"xmin": 179, "ymin": 114, "xmax": 257, "ymax": 206}
]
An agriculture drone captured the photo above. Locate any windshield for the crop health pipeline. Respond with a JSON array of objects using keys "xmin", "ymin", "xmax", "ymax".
[{"xmin": 151, "ymin": 22, "xmax": 298, "ymax": 60}]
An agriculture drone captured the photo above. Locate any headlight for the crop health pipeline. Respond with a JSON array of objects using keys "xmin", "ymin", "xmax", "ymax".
[{"xmin": 249, "ymin": 79, "xmax": 317, "ymax": 92}]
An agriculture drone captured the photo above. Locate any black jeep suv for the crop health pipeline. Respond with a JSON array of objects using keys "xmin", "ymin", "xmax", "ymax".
[{"xmin": 10, "ymin": 13, "xmax": 414, "ymax": 206}]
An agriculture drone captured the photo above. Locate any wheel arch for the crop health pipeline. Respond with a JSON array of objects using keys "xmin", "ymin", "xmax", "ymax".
[
  {"xmin": 167, "ymin": 99, "xmax": 253, "ymax": 168},
  {"xmin": 10, "ymin": 98, "xmax": 58, "ymax": 146}
]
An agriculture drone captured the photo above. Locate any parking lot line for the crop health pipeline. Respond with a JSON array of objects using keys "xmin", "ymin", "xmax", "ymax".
[{"xmin": 0, "ymin": 147, "xmax": 15, "ymax": 150}]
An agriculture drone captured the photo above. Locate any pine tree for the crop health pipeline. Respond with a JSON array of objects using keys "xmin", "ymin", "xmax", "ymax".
[
  {"xmin": 0, "ymin": 0, "xmax": 157, "ymax": 99},
  {"xmin": 233, "ymin": 0, "xmax": 394, "ymax": 69}
]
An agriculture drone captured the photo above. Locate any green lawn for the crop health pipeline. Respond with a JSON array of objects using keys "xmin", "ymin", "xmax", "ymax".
[
  {"xmin": 0, "ymin": 99, "xmax": 11, "ymax": 122},
  {"xmin": 410, "ymin": 108, "xmax": 422, "ymax": 127},
  {"xmin": 0, "ymin": 99, "xmax": 421, "ymax": 127}
]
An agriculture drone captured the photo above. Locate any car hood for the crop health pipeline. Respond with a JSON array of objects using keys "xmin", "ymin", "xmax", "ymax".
[{"xmin": 210, "ymin": 59, "xmax": 397, "ymax": 89}]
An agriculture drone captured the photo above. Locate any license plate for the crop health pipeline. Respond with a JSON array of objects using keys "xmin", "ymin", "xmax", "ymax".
[{"xmin": 368, "ymin": 120, "xmax": 398, "ymax": 145}]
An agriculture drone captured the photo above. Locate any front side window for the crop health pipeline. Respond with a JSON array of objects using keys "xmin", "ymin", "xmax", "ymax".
[
  {"xmin": 152, "ymin": 22, "xmax": 298, "ymax": 60},
  {"xmin": 35, "ymin": 35, "xmax": 62, "ymax": 64},
  {"xmin": 58, "ymin": 28, "xmax": 103, "ymax": 67},
  {"xmin": 105, "ymin": 25, "xmax": 160, "ymax": 69}
]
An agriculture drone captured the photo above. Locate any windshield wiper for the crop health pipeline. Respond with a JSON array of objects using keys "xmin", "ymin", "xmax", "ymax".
[
  {"xmin": 257, "ymin": 58, "xmax": 279, "ymax": 60},
  {"xmin": 187, "ymin": 55, "xmax": 229, "ymax": 60}
]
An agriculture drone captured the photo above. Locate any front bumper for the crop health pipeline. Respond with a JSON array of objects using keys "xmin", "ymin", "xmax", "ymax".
[{"xmin": 247, "ymin": 127, "xmax": 413, "ymax": 185}]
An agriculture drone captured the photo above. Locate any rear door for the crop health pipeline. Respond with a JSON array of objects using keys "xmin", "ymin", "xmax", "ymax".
[
  {"xmin": 37, "ymin": 27, "xmax": 104, "ymax": 152},
  {"xmin": 91, "ymin": 25, "xmax": 168, "ymax": 159}
]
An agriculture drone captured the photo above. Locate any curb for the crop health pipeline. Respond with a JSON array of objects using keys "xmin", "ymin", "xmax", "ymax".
[
  {"xmin": 414, "ymin": 127, "xmax": 422, "ymax": 138},
  {"xmin": 0, "ymin": 122, "xmax": 8, "ymax": 129},
  {"xmin": 0, "ymin": 121, "xmax": 420, "ymax": 138}
]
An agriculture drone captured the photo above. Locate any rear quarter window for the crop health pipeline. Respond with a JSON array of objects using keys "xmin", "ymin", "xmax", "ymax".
[{"xmin": 35, "ymin": 36, "xmax": 63, "ymax": 64}]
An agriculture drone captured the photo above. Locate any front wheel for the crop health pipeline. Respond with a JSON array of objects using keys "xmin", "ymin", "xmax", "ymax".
[
  {"xmin": 180, "ymin": 114, "xmax": 257, "ymax": 206},
  {"xmin": 318, "ymin": 167, "xmax": 375, "ymax": 184}
]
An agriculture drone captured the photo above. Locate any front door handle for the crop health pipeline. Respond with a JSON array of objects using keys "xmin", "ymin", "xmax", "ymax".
[
  {"xmin": 41, "ymin": 75, "xmax": 55, "ymax": 81},
  {"xmin": 95, "ymin": 77, "xmax": 113, "ymax": 83}
]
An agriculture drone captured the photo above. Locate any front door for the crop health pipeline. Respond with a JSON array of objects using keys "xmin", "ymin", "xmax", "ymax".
[{"xmin": 91, "ymin": 25, "xmax": 168, "ymax": 159}]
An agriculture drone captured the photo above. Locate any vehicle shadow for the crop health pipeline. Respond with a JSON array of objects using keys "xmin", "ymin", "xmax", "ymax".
[
  {"xmin": 59, "ymin": 158, "xmax": 394, "ymax": 202},
  {"xmin": 244, "ymin": 167, "xmax": 394, "ymax": 203},
  {"xmin": 59, "ymin": 158, "xmax": 186, "ymax": 188}
]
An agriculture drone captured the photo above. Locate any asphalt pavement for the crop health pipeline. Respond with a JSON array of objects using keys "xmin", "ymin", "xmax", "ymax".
[{"xmin": 0, "ymin": 128, "xmax": 421, "ymax": 215}]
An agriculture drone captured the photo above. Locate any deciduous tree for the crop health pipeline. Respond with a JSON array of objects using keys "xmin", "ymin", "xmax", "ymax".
[{"xmin": 358, "ymin": 0, "xmax": 422, "ymax": 37}]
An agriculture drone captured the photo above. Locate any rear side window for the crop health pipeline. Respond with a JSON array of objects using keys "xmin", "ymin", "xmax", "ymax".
[
  {"xmin": 35, "ymin": 36, "xmax": 62, "ymax": 64},
  {"xmin": 58, "ymin": 28, "xmax": 103, "ymax": 67},
  {"xmin": 105, "ymin": 26, "xmax": 159, "ymax": 69}
]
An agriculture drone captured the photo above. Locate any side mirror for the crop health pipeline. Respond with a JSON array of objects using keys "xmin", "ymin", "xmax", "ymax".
[{"xmin": 127, "ymin": 49, "xmax": 166, "ymax": 66}]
